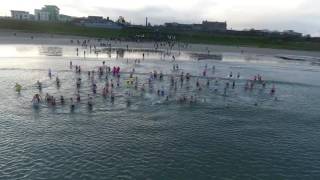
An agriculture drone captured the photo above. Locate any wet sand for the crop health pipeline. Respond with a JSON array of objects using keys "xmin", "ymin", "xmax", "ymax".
[{"xmin": 0, "ymin": 29, "xmax": 320, "ymax": 58}]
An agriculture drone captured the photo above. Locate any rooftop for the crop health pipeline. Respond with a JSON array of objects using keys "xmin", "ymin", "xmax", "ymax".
[{"xmin": 11, "ymin": 10, "xmax": 29, "ymax": 13}]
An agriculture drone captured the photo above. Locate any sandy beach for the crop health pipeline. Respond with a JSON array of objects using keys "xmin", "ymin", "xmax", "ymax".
[{"xmin": 1, "ymin": 29, "xmax": 320, "ymax": 58}]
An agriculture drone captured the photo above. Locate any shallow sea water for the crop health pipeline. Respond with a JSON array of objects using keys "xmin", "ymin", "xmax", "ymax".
[{"xmin": 0, "ymin": 44, "xmax": 320, "ymax": 179}]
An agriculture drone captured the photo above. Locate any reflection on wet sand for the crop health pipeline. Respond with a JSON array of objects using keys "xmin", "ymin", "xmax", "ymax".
[{"xmin": 39, "ymin": 46, "xmax": 63, "ymax": 56}]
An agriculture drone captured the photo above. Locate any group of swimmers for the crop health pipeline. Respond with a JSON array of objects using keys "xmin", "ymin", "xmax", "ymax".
[
  {"xmin": 32, "ymin": 91, "xmax": 96, "ymax": 111},
  {"xmin": 29, "ymin": 61, "xmax": 277, "ymax": 110},
  {"xmin": 24, "ymin": 37, "xmax": 280, "ymax": 111}
]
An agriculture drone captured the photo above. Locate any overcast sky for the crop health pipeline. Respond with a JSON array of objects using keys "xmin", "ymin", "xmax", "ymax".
[{"xmin": 1, "ymin": 0, "xmax": 319, "ymax": 36}]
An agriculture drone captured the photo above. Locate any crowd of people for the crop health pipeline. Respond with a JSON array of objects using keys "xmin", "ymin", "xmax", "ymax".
[{"xmin": 13, "ymin": 38, "xmax": 277, "ymax": 112}]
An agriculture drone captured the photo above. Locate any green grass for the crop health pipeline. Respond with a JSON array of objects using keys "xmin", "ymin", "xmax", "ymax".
[
  {"xmin": 0, "ymin": 19, "xmax": 319, "ymax": 51},
  {"xmin": 175, "ymin": 30, "xmax": 320, "ymax": 51}
]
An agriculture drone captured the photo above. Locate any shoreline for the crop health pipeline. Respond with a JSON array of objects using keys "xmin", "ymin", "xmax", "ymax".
[{"xmin": 0, "ymin": 29, "xmax": 320, "ymax": 58}]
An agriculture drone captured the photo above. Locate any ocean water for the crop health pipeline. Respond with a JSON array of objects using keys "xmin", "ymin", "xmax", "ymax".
[{"xmin": 0, "ymin": 44, "xmax": 320, "ymax": 179}]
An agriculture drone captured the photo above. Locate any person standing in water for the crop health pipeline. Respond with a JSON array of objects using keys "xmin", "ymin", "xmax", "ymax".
[
  {"xmin": 203, "ymin": 69, "xmax": 207, "ymax": 77},
  {"xmin": 87, "ymin": 95, "xmax": 93, "ymax": 110},
  {"xmin": 37, "ymin": 81, "xmax": 42, "ymax": 91},
  {"xmin": 56, "ymin": 77, "xmax": 60, "ymax": 87},
  {"xmin": 60, "ymin": 96, "xmax": 65, "ymax": 105},
  {"xmin": 111, "ymin": 93, "xmax": 115, "ymax": 103},
  {"xmin": 15, "ymin": 83, "xmax": 22, "ymax": 93},
  {"xmin": 70, "ymin": 98, "xmax": 75, "ymax": 112},
  {"xmin": 223, "ymin": 87, "xmax": 227, "ymax": 96},
  {"xmin": 270, "ymin": 84, "xmax": 276, "ymax": 95},
  {"xmin": 76, "ymin": 94, "xmax": 81, "ymax": 102},
  {"xmin": 32, "ymin": 94, "xmax": 42, "ymax": 103},
  {"xmin": 48, "ymin": 69, "xmax": 52, "ymax": 79},
  {"xmin": 51, "ymin": 97, "xmax": 56, "ymax": 106}
]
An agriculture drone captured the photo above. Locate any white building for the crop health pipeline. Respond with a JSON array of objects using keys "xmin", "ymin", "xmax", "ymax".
[
  {"xmin": 34, "ymin": 9, "xmax": 49, "ymax": 21},
  {"xmin": 11, "ymin": 10, "xmax": 31, "ymax": 20}
]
